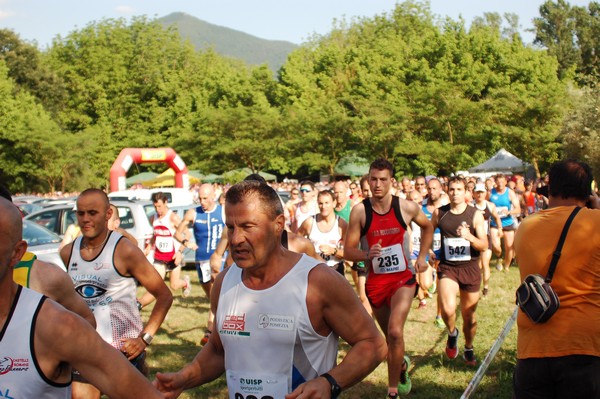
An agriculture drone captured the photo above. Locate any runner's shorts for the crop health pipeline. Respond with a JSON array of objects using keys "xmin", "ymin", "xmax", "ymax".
[
  {"xmin": 437, "ymin": 262, "xmax": 481, "ymax": 293},
  {"xmin": 366, "ymin": 273, "xmax": 417, "ymax": 309}
]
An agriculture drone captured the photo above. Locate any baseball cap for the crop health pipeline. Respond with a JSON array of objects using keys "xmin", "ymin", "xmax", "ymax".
[{"xmin": 474, "ymin": 183, "xmax": 486, "ymax": 192}]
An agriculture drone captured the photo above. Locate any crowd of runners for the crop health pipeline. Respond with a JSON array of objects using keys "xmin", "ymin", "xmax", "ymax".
[{"xmin": 1, "ymin": 157, "xmax": 598, "ymax": 399}]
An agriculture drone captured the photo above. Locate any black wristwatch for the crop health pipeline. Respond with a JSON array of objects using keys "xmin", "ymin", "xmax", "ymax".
[{"xmin": 320, "ymin": 372, "xmax": 342, "ymax": 398}]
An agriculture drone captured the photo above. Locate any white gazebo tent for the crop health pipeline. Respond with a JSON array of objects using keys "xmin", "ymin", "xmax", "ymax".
[{"xmin": 468, "ymin": 149, "xmax": 531, "ymax": 179}]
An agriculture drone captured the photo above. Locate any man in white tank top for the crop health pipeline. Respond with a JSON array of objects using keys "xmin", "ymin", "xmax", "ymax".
[
  {"xmin": 0, "ymin": 197, "xmax": 164, "ymax": 399},
  {"xmin": 155, "ymin": 181, "xmax": 386, "ymax": 398},
  {"xmin": 298, "ymin": 189, "xmax": 347, "ymax": 275},
  {"xmin": 61, "ymin": 189, "xmax": 173, "ymax": 399}
]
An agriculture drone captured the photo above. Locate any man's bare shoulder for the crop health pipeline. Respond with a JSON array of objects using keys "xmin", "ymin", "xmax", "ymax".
[{"xmin": 30, "ymin": 260, "xmax": 72, "ymax": 297}]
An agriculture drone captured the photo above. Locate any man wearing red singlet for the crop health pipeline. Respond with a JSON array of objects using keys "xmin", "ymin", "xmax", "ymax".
[{"xmin": 345, "ymin": 158, "xmax": 433, "ymax": 399}]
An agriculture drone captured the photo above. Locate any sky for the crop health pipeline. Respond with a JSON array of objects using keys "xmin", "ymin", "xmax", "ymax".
[{"xmin": 0, "ymin": 0, "xmax": 593, "ymax": 48}]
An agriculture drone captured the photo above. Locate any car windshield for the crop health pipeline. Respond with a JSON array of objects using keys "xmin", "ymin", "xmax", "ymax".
[{"xmin": 22, "ymin": 221, "xmax": 62, "ymax": 246}]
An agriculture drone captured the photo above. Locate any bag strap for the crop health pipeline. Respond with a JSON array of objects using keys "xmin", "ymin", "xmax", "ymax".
[{"xmin": 545, "ymin": 206, "xmax": 582, "ymax": 283}]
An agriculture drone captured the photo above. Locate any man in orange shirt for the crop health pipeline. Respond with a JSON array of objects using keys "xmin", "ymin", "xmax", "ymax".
[{"xmin": 513, "ymin": 159, "xmax": 600, "ymax": 398}]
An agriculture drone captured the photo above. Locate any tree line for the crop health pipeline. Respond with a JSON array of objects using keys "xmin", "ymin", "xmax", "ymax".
[{"xmin": 0, "ymin": 0, "xmax": 598, "ymax": 193}]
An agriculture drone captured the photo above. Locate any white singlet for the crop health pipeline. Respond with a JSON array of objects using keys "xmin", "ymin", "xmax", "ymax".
[
  {"xmin": 67, "ymin": 232, "xmax": 143, "ymax": 349},
  {"xmin": 217, "ymin": 255, "xmax": 338, "ymax": 398},
  {"xmin": 0, "ymin": 286, "xmax": 71, "ymax": 398},
  {"xmin": 295, "ymin": 202, "xmax": 318, "ymax": 231},
  {"xmin": 308, "ymin": 216, "xmax": 342, "ymax": 267}
]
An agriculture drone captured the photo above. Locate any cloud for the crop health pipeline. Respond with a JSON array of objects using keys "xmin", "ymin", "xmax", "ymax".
[
  {"xmin": 0, "ymin": 9, "xmax": 15, "ymax": 19},
  {"xmin": 115, "ymin": 5, "xmax": 135, "ymax": 14}
]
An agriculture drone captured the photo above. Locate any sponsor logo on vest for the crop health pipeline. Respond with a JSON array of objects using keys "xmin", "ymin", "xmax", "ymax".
[
  {"xmin": 220, "ymin": 314, "xmax": 250, "ymax": 337},
  {"xmin": 0, "ymin": 357, "xmax": 30, "ymax": 374},
  {"xmin": 257, "ymin": 314, "xmax": 294, "ymax": 331},
  {"xmin": 0, "ymin": 387, "xmax": 15, "ymax": 399}
]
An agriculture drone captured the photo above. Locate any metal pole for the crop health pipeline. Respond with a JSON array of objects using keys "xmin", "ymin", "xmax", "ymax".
[{"xmin": 461, "ymin": 306, "xmax": 519, "ymax": 399}]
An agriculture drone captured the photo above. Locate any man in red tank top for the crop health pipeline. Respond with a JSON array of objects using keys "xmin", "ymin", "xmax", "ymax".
[{"xmin": 345, "ymin": 158, "xmax": 433, "ymax": 399}]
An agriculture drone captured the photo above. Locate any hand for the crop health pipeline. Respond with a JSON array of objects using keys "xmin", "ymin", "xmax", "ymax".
[
  {"xmin": 285, "ymin": 376, "xmax": 330, "ymax": 399},
  {"xmin": 153, "ymin": 372, "xmax": 186, "ymax": 399},
  {"xmin": 368, "ymin": 239, "xmax": 383, "ymax": 259},
  {"xmin": 174, "ymin": 250, "xmax": 183, "ymax": 266},
  {"xmin": 415, "ymin": 258, "xmax": 428, "ymax": 273},
  {"xmin": 457, "ymin": 223, "xmax": 471, "ymax": 240},
  {"xmin": 498, "ymin": 229, "xmax": 504, "ymax": 238},
  {"xmin": 190, "ymin": 243, "xmax": 199, "ymax": 251},
  {"xmin": 318, "ymin": 245, "xmax": 335, "ymax": 256},
  {"xmin": 119, "ymin": 337, "xmax": 147, "ymax": 361}
]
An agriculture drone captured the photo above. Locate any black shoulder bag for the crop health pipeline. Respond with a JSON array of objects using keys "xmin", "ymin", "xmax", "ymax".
[{"xmin": 515, "ymin": 206, "xmax": 582, "ymax": 323}]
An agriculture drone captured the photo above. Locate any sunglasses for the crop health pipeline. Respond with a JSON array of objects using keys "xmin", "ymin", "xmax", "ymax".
[{"xmin": 300, "ymin": 188, "xmax": 312, "ymax": 193}]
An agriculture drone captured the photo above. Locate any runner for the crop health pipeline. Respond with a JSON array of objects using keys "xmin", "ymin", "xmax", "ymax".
[
  {"xmin": 431, "ymin": 177, "xmax": 488, "ymax": 366},
  {"xmin": 154, "ymin": 180, "xmax": 386, "ymax": 398},
  {"xmin": 292, "ymin": 180, "xmax": 319, "ymax": 233},
  {"xmin": 299, "ymin": 190, "xmax": 347, "ymax": 275},
  {"xmin": 489, "ymin": 174, "xmax": 521, "ymax": 272},
  {"xmin": 62, "ymin": 189, "xmax": 173, "ymax": 399},
  {"xmin": 139, "ymin": 192, "xmax": 191, "ymax": 308},
  {"xmin": 344, "ymin": 158, "xmax": 433, "ymax": 398},
  {"xmin": 472, "ymin": 183, "xmax": 502, "ymax": 298},
  {"xmin": 176, "ymin": 183, "xmax": 225, "ymax": 346}
]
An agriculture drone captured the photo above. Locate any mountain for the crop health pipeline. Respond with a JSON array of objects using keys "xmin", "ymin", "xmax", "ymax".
[{"xmin": 158, "ymin": 12, "xmax": 299, "ymax": 73}]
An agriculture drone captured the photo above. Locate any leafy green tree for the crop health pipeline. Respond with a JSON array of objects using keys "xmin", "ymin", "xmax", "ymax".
[{"xmin": 561, "ymin": 84, "xmax": 600, "ymax": 183}]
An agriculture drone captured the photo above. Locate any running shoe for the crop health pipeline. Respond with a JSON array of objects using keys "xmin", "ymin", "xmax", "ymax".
[
  {"xmin": 200, "ymin": 330, "xmax": 211, "ymax": 346},
  {"xmin": 445, "ymin": 329, "xmax": 459, "ymax": 359},
  {"xmin": 482, "ymin": 287, "xmax": 489, "ymax": 298},
  {"xmin": 182, "ymin": 275, "xmax": 192, "ymax": 298},
  {"xmin": 418, "ymin": 299, "xmax": 427, "ymax": 309},
  {"xmin": 495, "ymin": 260, "xmax": 503, "ymax": 271},
  {"xmin": 387, "ymin": 393, "xmax": 399, "ymax": 399},
  {"xmin": 397, "ymin": 355, "xmax": 412, "ymax": 395},
  {"xmin": 463, "ymin": 347, "xmax": 477, "ymax": 366},
  {"xmin": 428, "ymin": 278, "xmax": 437, "ymax": 295},
  {"xmin": 434, "ymin": 315, "xmax": 445, "ymax": 329}
]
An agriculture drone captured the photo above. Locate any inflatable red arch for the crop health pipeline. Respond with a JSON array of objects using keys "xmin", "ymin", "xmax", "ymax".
[{"xmin": 109, "ymin": 148, "xmax": 189, "ymax": 192}]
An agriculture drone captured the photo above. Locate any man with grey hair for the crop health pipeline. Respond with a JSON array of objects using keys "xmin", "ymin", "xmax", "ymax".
[{"xmin": 155, "ymin": 181, "xmax": 386, "ymax": 398}]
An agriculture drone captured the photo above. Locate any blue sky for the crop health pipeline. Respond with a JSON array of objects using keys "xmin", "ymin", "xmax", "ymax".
[{"xmin": 0, "ymin": 0, "xmax": 592, "ymax": 48}]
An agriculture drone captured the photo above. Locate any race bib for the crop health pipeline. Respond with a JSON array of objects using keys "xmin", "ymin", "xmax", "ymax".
[
  {"xmin": 227, "ymin": 370, "xmax": 287, "ymax": 399},
  {"xmin": 155, "ymin": 236, "xmax": 174, "ymax": 252},
  {"xmin": 497, "ymin": 206, "xmax": 509, "ymax": 218},
  {"xmin": 373, "ymin": 244, "xmax": 407, "ymax": 274},
  {"xmin": 443, "ymin": 237, "xmax": 471, "ymax": 261},
  {"xmin": 433, "ymin": 231, "xmax": 441, "ymax": 251}
]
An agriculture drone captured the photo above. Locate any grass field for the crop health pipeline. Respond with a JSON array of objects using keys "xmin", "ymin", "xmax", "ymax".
[{"xmin": 141, "ymin": 264, "xmax": 521, "ymax": 398}]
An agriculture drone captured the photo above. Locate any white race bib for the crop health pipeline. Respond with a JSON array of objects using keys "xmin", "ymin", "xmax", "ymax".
[
  {"xmin": 155, "ymin": 236, "xmax": 174, "ymax": 252},
  {"xmin": 433, "ymin": 232, "xmax": 441, "ymax": 251},
  {"xmin": 443, "ymin": 237, "xmax": 471, "ymax": 261},
  {"xmin": 372, "ymin": 244, "xmax": 407, "ymax": 274},
  {"xmin": 227, "ymin": 370, "xmax": 288, "ymax": 399},
  {"xmin": 497, "ymin": 206, "xmax": 509, "ymax": 218}
]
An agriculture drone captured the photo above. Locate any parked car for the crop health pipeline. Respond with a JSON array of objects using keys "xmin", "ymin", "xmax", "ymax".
[
  {"xmin": 108, "ymin": 188, "xmax": 194, "ymax": 207},
  {"xmin": 25, "ymin": 200, "xmax": 156, "ymax": 251},
  {"xmin": 22, "ymin": 220, "xmax": 66, "ymax": 270}
]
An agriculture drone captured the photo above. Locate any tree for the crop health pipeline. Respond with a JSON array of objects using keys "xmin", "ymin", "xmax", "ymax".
[{"xmin": 561, "ymin": 84, "xmax": 600, "ymax": 183}]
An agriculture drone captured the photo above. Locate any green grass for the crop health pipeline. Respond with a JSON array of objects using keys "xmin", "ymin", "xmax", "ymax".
[{"xmin": 141, "ymin": 264, "xmax": 521, "ymax": 398}]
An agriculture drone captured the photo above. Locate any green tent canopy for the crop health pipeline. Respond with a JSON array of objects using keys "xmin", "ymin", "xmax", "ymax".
[
  {"xmin": 222, "ymin": 168, "xmax": 277, "ymax": 182},
  {"xmin": 126, "ymin": 171, "xmax": 158, "ymax": 185},
  {"xmin": 334, "ymin": 156, "xmax": 370, "ymax": 177}
]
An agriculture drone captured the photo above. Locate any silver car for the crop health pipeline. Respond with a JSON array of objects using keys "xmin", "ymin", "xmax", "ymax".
[
  {"xmin": 22, "ymin": 220, "xmax": 66, "ymax": 271},
  {"xmin": 25, "ymin": 200, "xmax": 156, "ymax": 251}
]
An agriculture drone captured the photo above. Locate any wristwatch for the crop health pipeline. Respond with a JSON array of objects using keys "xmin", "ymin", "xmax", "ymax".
[
  {"xmin": 320, "ymin": 372, "xmax": 342, "ymax": 398},
  {"xmin": 139, "ymin": 332, "xmax": 153, "ymax": 346}
]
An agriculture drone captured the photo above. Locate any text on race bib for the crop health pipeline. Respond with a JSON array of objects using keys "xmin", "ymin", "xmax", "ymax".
[
  {"xmin": 373, "ymin": 244, "xmax": 407, "ymax": 274},
  {"xmin": 443, "ymin": 237, "xmax": 471, "ymax": 261}
]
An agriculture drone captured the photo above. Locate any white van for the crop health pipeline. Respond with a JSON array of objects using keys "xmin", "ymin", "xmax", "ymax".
[{"xmin": 108, "ymin": 188, "xmax": 194, "ymax": 207}]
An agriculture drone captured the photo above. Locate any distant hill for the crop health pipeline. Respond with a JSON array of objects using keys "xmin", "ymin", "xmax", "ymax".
[{"xmin": 158, "ymin": 12, "xmax": 298, "ymax": 72}]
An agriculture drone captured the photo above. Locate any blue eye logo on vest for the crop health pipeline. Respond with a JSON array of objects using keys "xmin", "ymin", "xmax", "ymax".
[{"xmin": 76, "ymin": 284, "xmax": 107, "ymax": 299}]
